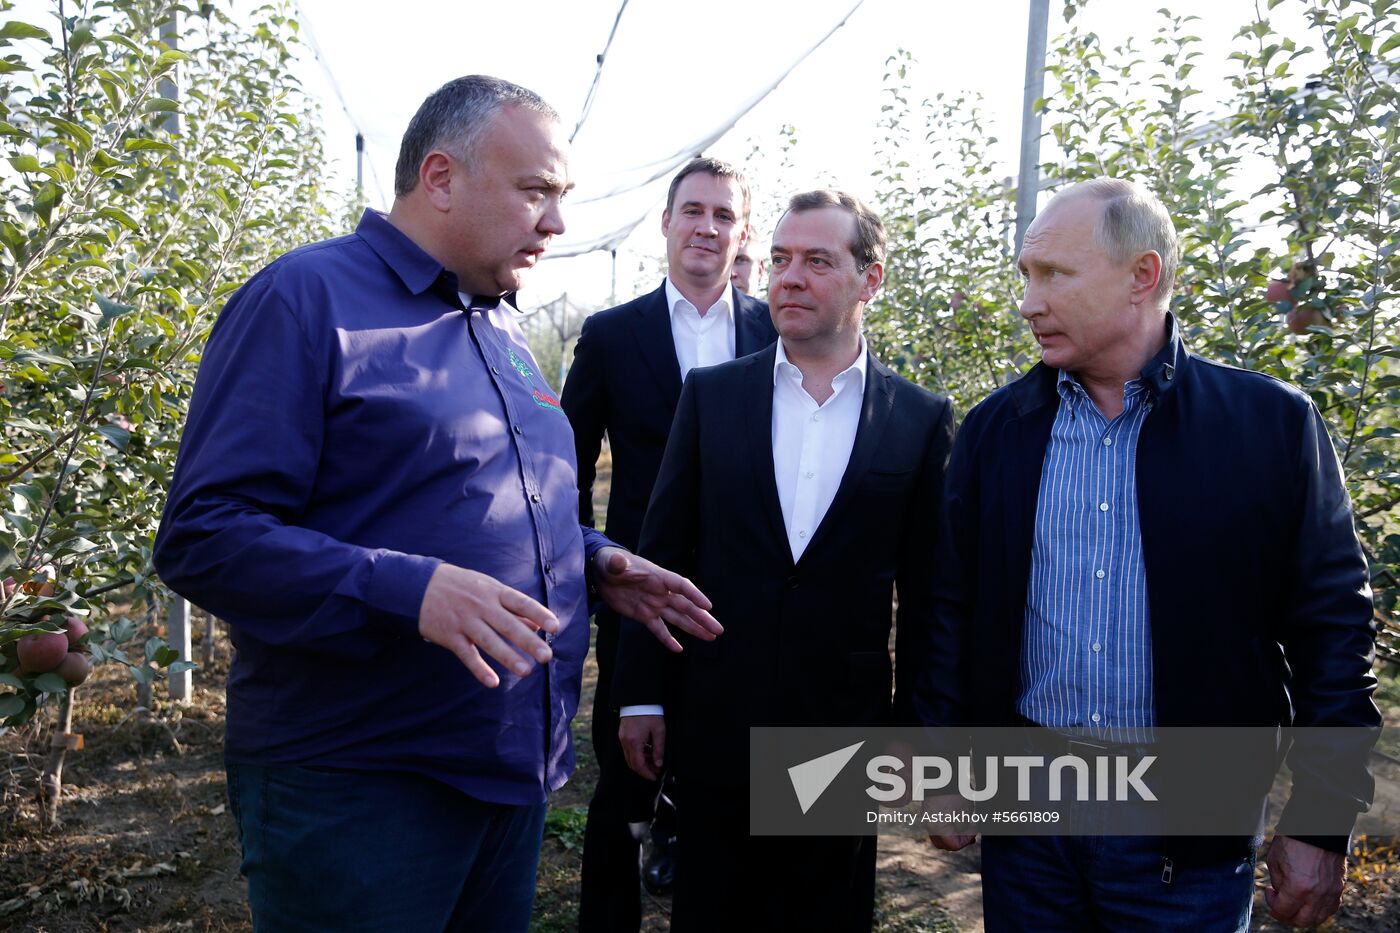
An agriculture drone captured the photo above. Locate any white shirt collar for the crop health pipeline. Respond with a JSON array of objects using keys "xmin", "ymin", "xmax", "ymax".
[
  {"xmin": 665, "ymin": 275, "xmax": 734, "ymax": 321},
  {"xmin": 773, "ymin": 334, "xmax": 868, "ymax": 390}
]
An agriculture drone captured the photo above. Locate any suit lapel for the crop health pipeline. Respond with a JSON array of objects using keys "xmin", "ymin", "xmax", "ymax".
[
  {"xmin": 798, "ymin": 352, "xmax": 895, "ymax": 565},
  {"xmin": 743, "ymin": 346, "xmax": 792, "ymax": 562},
  {"xmin": 734, "ymin": 290, "xmax": 773, "ymax": 357},
  {"xmin": 632, "ymin": 283, "xmax": 683, "ymax": 406},
  {"xmin": 1001, "ymin": 364, "xmax": 1059, "ymax": 632}
]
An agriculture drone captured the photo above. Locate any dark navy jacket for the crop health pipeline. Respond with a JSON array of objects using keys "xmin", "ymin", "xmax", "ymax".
[{"xmin": 917, "ymin": 319, "xmax": 1379, "ymax": 854}]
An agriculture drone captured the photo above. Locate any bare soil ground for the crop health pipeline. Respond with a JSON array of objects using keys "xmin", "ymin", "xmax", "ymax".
[{"xmin": 3, "ymin": 631, "xmax": 1400, "ymax": 932}]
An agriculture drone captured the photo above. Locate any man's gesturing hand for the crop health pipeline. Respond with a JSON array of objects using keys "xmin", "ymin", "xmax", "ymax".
[
  {"xmin": 620, "ymin": 714, "xmax": 666, "ymax": 780},
  {"xmin": 1265, "ymin": 835, "xmax": 1345, "ymax": 928},
  {"xmin": 593, "ymin": 546, "xmax": 721, "ymax": 652},
  {"xmin": 926, "ymin": 793, "xmax": 978, "ymax": 852},
  {"xmin": 418, "ymin": 564, "xmax": 558, "ymax": 688}
]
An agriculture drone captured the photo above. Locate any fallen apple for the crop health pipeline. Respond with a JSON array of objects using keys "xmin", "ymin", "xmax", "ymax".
[{"xmin": 17, "ymin": 631, "xmax": 69, "ymax": 673}]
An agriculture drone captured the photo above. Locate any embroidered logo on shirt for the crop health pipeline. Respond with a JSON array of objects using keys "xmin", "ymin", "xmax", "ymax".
[
  {"xmin": 508, "ymin": 348, "xmax": 534, "ymax": 380},
  {"xmin": 532, "ymin": 388, "xmax": 564, "ymax": 414}
]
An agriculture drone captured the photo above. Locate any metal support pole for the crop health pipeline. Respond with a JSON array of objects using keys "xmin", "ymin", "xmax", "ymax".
[
  {"xmin": 356, "ymin": 132, "xmax": 365, "ymax": 193},
  {"xmin": 1015, "ymin": 0, "xmax": 1051, "ymax": 253},
  {"xmin": 167, "ymin": 597, "xmax": 192, "ymax": 703},
  {"xmin": 158, "ymin": 13, "xmax": 179, "ymax": 136}
]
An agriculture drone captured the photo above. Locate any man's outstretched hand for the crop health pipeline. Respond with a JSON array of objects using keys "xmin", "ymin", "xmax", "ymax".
[
  {"xmin": 419, "ymin": 563, "xmax": 558, "ymax": 688},
  {"xmin": 593, "ymin": 546, "xmax": 721, "ymax": 652}
]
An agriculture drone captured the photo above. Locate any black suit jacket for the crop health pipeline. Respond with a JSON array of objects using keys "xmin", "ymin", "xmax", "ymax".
[
  {"xmin": 916, "ymin": 324, "xmax": 1378, "ymax": 853},
  {"xmin": 613, "ymin": 345, "xmax": 956, "ymax": 787},
  {"xmin": 561, "ymin": 281, "xmax": 777, "ymax": 551}
]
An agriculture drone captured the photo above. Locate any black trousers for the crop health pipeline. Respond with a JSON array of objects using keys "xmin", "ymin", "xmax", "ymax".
[
  {"xmin": 578, "ymin": 614, "xmax": 668, "ymax": 932},
  {"xmin": 671, "ymin": 779, "xmax": 876, "ymax": 933}
]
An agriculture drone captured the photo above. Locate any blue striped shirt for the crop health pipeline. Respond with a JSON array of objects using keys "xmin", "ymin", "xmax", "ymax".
[{"xmin": 1018, "ymin": 368, "xmax": 1156, "ymax": 739}]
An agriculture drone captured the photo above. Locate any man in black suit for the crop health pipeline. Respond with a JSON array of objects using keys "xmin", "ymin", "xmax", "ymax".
[
  {"xmin": 561, "ymin": 157, "xmax": 778, "ymax": 931},
  {"xmin": 615, "ymin": 189, "xmax": 955, "ymax": 931}
]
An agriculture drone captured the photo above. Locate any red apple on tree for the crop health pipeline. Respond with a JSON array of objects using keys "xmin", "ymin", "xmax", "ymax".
[
  {"xmin": 1265, "ymin": 279, "xmax": 1293, "ymax": 307},
  {"xmin": 1286, "ymin": 307, "xmax": 1326, "ymax": 334},
  {"xmin": 56, "ymin": 652, "xmax": 91, "ymax": 686},
  {"xmin": 17, "ymin": 632, "xmax": 69, "ymax": 673},
  {"xmin": 63, "ymin": 615, "xmax": 88, "ymax": 648}
]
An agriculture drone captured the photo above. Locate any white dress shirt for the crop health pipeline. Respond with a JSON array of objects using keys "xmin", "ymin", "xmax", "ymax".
[
  {"xmin": 666, "ymin": 276, "xmax": 736, "ymax": 380},
  {"xmin": 621, "ymin": 337, "xmax": 866, "ymax": 719},
  {"xmin": 771, "ymin": 336, "xmax": 867, "ymax": 561}
]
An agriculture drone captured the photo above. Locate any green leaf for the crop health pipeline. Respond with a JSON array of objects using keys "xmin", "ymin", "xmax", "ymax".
[
  {"xmin": 167, "ymin": 660, "xmax": 197, "ymax": 675},
  {"xmin": 98, "ymin": 206, "xmax": 141, "ymax": 232},
  {"xmin": 0, "ymin": 21, "xmax": 51, "ymax": 41},
  {"xmin": 155, "ymin": 49, "xmax": 190, "ymax": 67},
  {"xmin": 10, "ymin": 349, "xmax": 74, "ymax": 369},
  {"xmin": 96, "ymin": 424, "xmax": 131, "ymax": 451},
  {"xmin": 11, "ymin": 483, "xmax": 43, "ymax": 509},
  {"xmin": 1379, "ymin": 33, "xmax": 1400, "ymax": 56},
  {"xmin": 128, "ymin": 664, "xmax": 154, "ymax": 685},
  {"xmin": 0, "ymin": 694, "xmax": 25, "ymax": 718},
  {"xmin": 0, "ymin": 674, "xmax": 24, "ymax": 688},
  {"xmin": 48, "ymin": 118, "xmax": 92, "ymax": 149},
  {"xmin": 33, "ymin": 672, "xmax": 67, "ymax": 694},
  {"xmin": 153, "ymin": 645, "xmax": 179, "ymax": 667},
  {"xmin": 144, "ymin": 98, "xmax": 180, "ymax": 113},
  {"xmin": 95, "ymin": 292, "xmax": 135, "ymax": 323},
  {"xmin": 123, "ymin": 138, "xmax": 177, "ymax": 154},
  {"xmin": 32, "ymin": 181, "xmax": 60, "ymax": 225},
  {"xmin": 9, "ymin": 153, "xmax": 39, "ymax": 172},
  {"xmin": 109, "ymin": 617, "xmax": 137, "ymax": 644}
]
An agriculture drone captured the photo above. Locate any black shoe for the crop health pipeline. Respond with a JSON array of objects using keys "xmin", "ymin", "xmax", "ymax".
[{"xmin": 642, "ymin": 838, "xmax": 675, "ymax": 895}]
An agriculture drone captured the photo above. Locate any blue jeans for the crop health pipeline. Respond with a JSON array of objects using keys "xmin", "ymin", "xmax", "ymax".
[
  {"xmin": 980, "ymin": 834, "xmax": 1255, "ymax": 932},
  {"xmin": 225, "ymin": 762, "xmax": 547, "ymax": 933}
]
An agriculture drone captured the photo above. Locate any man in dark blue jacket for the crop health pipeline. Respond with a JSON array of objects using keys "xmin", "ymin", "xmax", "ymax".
[{"xmin": 921, "ymin": 177, "xmax": 1378, "ymax": 931}]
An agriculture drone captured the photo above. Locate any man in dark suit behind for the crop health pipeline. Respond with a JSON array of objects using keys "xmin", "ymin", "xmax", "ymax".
[
  {"xmin": 614, "ymin": 190, "xmax": 955, "ymax": 931},
  {"xmin": 561, "ymin": 157, "xmax": 777, "ymax": 931}
]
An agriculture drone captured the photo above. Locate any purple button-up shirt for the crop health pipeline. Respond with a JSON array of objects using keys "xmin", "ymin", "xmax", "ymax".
[{"xmin": 154, "ymin": 210, "xmax": 609, "ymax": 804}]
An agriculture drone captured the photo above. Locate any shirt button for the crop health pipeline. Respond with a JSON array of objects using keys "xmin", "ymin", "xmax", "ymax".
[
  {"xmin": 1092, "ymin": 643, "xmax": 1102, "ymax": 652},
  {"xmin": 1091, "ymin": 713, "xmax": 1101, "ymax": 723},
  {"xmin": 813, "ymin": 412, "xmax": 822, "ymax": 422},
  {"xmin": 513, "ymin": 424, "xmax": 523, "ymax": 435},
  {"xmin": 1095, "ymin": 569, "xmax": 1106, "ymax": 579},
  {"xmin": 805, "ymin": 471, "xmax": 814, "ymax": 479},
  {"xmin": 798, "ymin": 530, "xmax": 807, "ymax": 538},
  {"xmin": 530, "ymin": 493, "xmax": 542, "ymax": 503},
  {"xmin": 544, "ymin": 561, "xmax": 552, "ymax": 573},
  {"xmin": 1098, "ymin": 502, "xmax": 1109, "ymax": 512},
  {"xmin": 492, "ymin": 366, "xmax": 501, "ymax": 375},
  {"xmin": 1102, "ymin": 436, "xmax": 1112, "ymax": 446}
]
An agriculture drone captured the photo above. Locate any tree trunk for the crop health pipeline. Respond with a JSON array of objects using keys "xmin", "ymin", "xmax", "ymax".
[{"xmin": 38, "ymin": 688, "xmax": 79, "ymax": 829}]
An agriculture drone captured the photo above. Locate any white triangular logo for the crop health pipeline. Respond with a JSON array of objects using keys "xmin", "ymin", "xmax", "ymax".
[{"xmin": 787, "ymin": 741, "xmax": 866, "ymax": 814}]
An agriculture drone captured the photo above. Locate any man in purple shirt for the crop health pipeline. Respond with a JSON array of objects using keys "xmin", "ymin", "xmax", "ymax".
[{"xmin": 154, "ymin": 75, "xmax": 718, "ymax": 933}]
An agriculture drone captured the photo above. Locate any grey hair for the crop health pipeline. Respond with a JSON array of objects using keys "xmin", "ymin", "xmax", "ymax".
[
  {"xmin": 1054, "ymin": 178, "xmax": 1179, "ymax": 305},
  {"xmin": 394, "ymin": 75, "xmax": 558, "ymax": 198}
]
